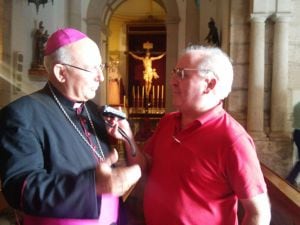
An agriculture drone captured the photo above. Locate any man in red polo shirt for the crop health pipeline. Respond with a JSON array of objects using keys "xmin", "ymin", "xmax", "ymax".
[{"xmin": 113, "ymin": 46, "xmax": 271, "ymax": 225}]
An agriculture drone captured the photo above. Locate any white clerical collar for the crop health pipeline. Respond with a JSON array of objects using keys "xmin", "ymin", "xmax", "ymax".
[{"xmin": 73, "ymin": 102, "xmax": 83, "ymax": 109}]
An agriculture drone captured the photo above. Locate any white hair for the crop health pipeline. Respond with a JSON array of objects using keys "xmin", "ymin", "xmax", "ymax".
[{"xmin": 184, "ymin": 45, "xmax": 234, "ymax": 99}]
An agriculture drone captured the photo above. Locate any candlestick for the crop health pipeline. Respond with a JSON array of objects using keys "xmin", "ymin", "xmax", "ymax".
[
  {"xmin": 132, "ymin": 86, "xmax": 135, "ymax": 99},
  {"xmin": 152, "ymin": 86, "xmax": 155, "ymax": 100},
  {"xmin": 137, "ymin": 86, "xmax": 140, "ymax": 108},
  {"xmin": 142, "ymin": 85, "xmax": 144, "ymax": 108},
  {"xmin": 123, "ymin": 95, "xmax": 126, "ymax": 108},
  {"xmin": 161, "ymin": 85, "xmax": 164, "ymax": 109},
  {"xmin": 132, "ymin": 86, "xmax": 135, "ymax": 108}
]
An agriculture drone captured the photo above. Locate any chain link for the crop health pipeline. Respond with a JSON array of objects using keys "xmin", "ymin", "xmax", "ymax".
[{"xmin": 48, "ymin": 83, "xmax": 105, "ymax": 161}]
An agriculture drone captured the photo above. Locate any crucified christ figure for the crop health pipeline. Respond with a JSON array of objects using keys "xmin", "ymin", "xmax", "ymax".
[{"xmin": 129, "ymin": 50, "xmax": 165, "ymax": 97}]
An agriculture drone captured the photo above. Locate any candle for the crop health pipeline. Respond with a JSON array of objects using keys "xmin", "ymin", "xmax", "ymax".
[
  {"xmin": 161, "ymin": 85, "xmax": 164, "ymax": 110},
  {"xmin": 152, "ymin": 86, "xmax": 155, "ymax": 100},
  {"xmin": 143, "ymin": 86, "xmax": 146, "ymax": 108},
  {"xmin": 132, "ymin": 86, "xmax": 135, "ymax": 99},
  {"xmin": 132, "ymin": 86, "xmax": 135, "ymax": 108},
  {"xmin": 157, "ymin": 85, "xmax": 160, "ymax": 99}
]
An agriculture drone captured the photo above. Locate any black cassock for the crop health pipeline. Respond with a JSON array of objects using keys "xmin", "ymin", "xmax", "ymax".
[{"xmin": 0, "ymin": 84, "xmax": 120, "ymax": 220}]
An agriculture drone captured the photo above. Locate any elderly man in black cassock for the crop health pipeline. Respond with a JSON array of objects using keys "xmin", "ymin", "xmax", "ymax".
[{"xmin": 0, "ymin": 28, "xmax": 141, "ymax": 225}]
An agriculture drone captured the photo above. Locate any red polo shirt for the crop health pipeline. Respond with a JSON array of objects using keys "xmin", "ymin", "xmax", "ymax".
[{"xmin": 143, "ymin": 103, "xmax": 267, "ymax": 225}]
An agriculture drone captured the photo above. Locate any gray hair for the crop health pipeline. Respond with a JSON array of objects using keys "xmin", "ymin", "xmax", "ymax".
[
  {"xmin": 43, "ymin": 45, "xmax": 74, "ymax": 73},
  {"xmin": 184, "ymin": 45, "xmax": 234, "ymax": 99}
]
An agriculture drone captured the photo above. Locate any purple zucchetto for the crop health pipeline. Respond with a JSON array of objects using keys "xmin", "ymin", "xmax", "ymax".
[{"xmin": 44, "ymin": 28, "xmax": 87, "ymax": 56}]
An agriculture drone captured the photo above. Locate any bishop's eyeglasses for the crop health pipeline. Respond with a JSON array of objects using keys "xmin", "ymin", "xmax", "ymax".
[{"xmin": 61, "ymin": 63, "xmax": 106, "ymax": 74}]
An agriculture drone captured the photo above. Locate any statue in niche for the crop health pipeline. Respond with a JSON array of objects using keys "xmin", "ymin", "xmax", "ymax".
[
  {"xmin": 204, "ymin": 17, "xmax": 220, "ymax": 47},
  {"xmin": 34, "ymin": 21, "xmax": 49, "ymax": 66},
  {"xmin": 107, "ymin": 56, "xmax": 124, "ymax": 105},
  {"xmin": 129, "ymin": 41, "xmax": 165, "ymax": 97},
  {"xmin": 29, "ymin": 21, "xmax": 49, "ymax": 77}
]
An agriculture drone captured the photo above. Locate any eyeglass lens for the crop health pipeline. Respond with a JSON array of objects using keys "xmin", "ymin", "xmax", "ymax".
[{"xmin": 172, "ymin": 68, "xmax": 185, "ymax": 80}]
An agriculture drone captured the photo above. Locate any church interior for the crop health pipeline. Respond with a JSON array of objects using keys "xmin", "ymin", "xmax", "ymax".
[{"xmin": 0, "ymin": 0, "xmax": 299, "ymax": 224}]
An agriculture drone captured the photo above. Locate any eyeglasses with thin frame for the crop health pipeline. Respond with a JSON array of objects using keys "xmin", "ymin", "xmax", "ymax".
[
  {"xmin": 172, "ymin": 68, "xmax": 216, "ymax": 80},
  {"xmin": 61, "ymin": 63, "xmax": 106, "ymax": 74}
]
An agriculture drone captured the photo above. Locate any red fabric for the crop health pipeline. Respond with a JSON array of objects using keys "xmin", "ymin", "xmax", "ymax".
[{"xmin": 143, "ymin": 103, "xmax": 267, "ymax": 225}]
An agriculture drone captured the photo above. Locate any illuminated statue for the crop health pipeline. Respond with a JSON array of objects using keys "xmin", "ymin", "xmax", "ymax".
[
  {"xmin": 107, "ymin": 56, "xmax": 126, "ymax": 106},
  {"xmin": 129, "ymin": 42, "xmax": 165, "ymax": 97}
]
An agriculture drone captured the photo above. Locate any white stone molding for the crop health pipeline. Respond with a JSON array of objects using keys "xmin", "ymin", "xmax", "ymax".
[
  {"xmin": 247, "ymin": 14, "xmax": 267, "ymax": 139},
  {"xmin": 270, "ymin": 13, "xmax": 291, "ymax": 139}
]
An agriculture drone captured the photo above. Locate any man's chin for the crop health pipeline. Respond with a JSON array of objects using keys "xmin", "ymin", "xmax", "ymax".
[
  {"xmin": 85, "ymin": 92, "xmax": 96, "ymax": 100},
  {"xmin": 89, "ymin": 93, "xmax": 96, "ymax": 99}
]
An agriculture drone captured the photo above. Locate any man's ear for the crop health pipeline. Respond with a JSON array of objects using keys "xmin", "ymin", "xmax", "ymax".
[
  {"xmin": 53, "ymin": 64, "xmax": 66, "ymax": 83},
  {"xmin": 204, "ymin": 78, "xmax": 216, "ymax": 94}
]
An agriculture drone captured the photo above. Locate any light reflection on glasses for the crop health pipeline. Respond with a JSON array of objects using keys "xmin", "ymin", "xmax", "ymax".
[
  {"xmin": 61, "ymin": 63, "xmax": 106, "ymax": 74},
  {"xmin": 172, "ymin": 67, "xmax": 216, "ymax": 80}
]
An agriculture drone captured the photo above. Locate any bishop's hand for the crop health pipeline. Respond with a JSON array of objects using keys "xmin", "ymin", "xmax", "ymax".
[{"xmin": 95, "ymin": 149, "xmax": 141, "ymax": 196}]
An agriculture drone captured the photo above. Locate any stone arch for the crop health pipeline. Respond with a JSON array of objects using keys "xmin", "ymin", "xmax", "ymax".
[{"xmin": 86, "ymin": 0, "xmax": 180, "ymax": 110}]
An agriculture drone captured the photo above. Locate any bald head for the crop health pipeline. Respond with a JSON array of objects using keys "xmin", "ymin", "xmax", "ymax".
[
  {"xmin": 43, "ymin": 28, "xmax": 103, "ymax": 102},
  {"xmin": 43, "ymin": 28, "xmax": 101, "ymax": 74}
]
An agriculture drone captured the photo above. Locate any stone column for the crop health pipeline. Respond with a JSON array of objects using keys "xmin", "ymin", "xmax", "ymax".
[
  {"xmin": 165, "ymin": 16, "xmax": 180, "ymax": 113},
  {"xmin": 270, "ymin": 14, "xmax": 290, "ymax": 139},
  {"xmin": 86, "ymin": 18, "xmax": 107, "ymax": 105},
  {"xmin": 247, "ymin": 14, "xmax": 267, "ymax": 139},
  {"xmin": 68, "ymin": 0, "xmax": 82, "ymax": 29}
]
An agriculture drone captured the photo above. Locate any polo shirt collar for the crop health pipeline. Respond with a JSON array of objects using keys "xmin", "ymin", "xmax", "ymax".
[{"xmin": 196, "ymin": 101, "xmax": 225, "ymax": 125}]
